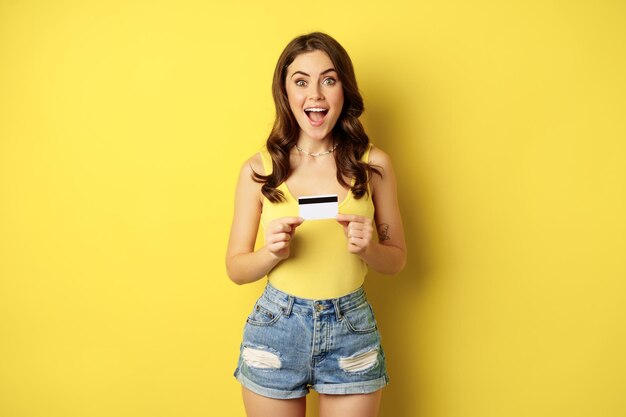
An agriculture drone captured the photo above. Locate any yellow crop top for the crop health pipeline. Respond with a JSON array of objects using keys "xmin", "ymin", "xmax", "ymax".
[{"xmin": 259, "ymin": 144, "xmax": 375, "ymax": 300}]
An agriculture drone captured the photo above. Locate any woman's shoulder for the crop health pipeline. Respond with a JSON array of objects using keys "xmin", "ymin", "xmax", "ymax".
[
  {"xmin": 367, "ymin": 145, "xmax": 397, "ymax": 198},
  {"xmin": 235, "ymin": 152, "xmax": 265, "ymax": 205},
  {"xmin": 236, "ymin": 149, "xmax": 268, "ymax": 179},
  {"xmin": 241, "ymin": 152, "xmax": 264, "ymax": 173},
  {"xmin": 368, "ymin": 144, "xmax": 392, "ymax": 171}
]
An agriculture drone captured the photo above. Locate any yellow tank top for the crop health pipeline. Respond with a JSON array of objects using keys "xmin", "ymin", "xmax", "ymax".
[{"xmin": 259, "ymin": 144, "xmax": 375, "ymax": 300}]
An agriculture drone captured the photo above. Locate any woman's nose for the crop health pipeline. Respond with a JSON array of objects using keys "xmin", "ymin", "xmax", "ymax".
[{"xmin": 309, "ymin": 84, "xmax": 324, "ymax": 100}]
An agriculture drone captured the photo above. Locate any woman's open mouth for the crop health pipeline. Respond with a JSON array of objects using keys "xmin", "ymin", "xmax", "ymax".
[{"xmin": 304, "ymin": 107, "xmax": 328, "ymax": 127}]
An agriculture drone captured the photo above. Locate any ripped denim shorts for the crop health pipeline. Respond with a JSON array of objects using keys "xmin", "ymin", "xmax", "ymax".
[{"xmin": 233, "ymin": 282, "xmax": 389, "ymax": 399}]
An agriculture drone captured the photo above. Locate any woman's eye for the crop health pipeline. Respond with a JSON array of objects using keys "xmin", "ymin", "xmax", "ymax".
[
  {"xmin": 323, "ymin": 78, "xmax": 336, "ymax": 85},
  {"xmin": 295, "ymin": 80, "xmax": 307, "ymax": 87}
]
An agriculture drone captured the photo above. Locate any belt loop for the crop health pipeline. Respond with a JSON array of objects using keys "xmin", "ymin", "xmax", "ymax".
[
  {"xmin": 282, "ymin": 295, "xmax": 294, "ymax": 317},
  {"xmin": 332, "ymin": 298, "xmax": 342, "ymax": 321}
]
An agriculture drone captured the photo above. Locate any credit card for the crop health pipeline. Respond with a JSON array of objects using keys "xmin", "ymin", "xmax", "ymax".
[{"xmin": 298, "ymin": 194, "xmax": 339, "ymax": 220}]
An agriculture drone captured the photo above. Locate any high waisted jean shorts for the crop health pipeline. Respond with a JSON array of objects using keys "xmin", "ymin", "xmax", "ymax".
[{"xmin": 233, "ymin": 282, "xmax": 389, "ymax": 399}]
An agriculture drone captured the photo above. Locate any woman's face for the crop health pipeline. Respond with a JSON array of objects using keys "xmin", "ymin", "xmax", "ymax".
[{"xmin": 285, "ymin": 50, "xmax": 344, "ymax": 143}]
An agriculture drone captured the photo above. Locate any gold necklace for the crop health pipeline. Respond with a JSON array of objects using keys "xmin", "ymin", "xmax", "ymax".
[{"xmin": 295, "ymin": 143, "xmax": 338, "ymax": 157}]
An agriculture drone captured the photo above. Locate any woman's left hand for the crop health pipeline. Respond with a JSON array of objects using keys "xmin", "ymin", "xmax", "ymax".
[{"xmin": 336, "ymin": 214, "xmax": 374, "ymax": 255}]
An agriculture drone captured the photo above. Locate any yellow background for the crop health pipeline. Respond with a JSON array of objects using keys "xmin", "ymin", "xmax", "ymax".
[{"xmin": 1, "ymin": 1, "xmax": 625, "ymax": 416}]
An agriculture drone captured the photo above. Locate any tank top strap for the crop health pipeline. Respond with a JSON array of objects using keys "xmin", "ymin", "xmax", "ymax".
[
  {"xmin": 258, "ymin": 147, "xmax": 273, "ymax": 175},
  {"xmin": 362, "ymin": 143, "xmax": 373, "ymax": 163},
  {"xmin": 360, "ymin": 143, "xmax": 374, "ymax": 196}
]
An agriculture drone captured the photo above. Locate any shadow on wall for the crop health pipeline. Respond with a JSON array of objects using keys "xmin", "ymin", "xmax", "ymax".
[{"xmin": 363, "ymin": 68, "xmax": 437, "ymax": 417}]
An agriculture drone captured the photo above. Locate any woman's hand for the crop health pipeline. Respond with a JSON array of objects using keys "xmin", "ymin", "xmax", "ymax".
[
  {"xmin": 265, "ymin": 217, "xmax": 304, "ymax": 260},
  {"xmin": 336, "ymin": 214, "xmax": 374, "ymax": 255},
  {"xmin": 226, "ymin": 155, "xmax": 305, "ymax": 284},
  {"xmin": 335, "ymin": 146, "xmax": 406, "ymax": 274}
]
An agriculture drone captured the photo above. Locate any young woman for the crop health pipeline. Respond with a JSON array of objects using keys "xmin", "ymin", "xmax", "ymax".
[{"xmin": 226, "ymin": 32, "xmax": 406, "ymax": 417}]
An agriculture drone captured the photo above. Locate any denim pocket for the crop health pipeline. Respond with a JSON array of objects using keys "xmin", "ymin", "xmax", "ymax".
[
  {"xmin": 246, "ymin": 298, "xmax": 282, "ymax": 327},
  {"xmin": 342, "ymin": 302, "xmax": 377, "ymax": 334}
]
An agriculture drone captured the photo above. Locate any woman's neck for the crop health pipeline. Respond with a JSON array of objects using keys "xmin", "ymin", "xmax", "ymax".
[{"xmin": 295, "ymin": 136, "xmax": 335, "ymax": 155}]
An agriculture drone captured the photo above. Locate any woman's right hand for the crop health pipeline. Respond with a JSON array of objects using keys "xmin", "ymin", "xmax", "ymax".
[{"xmin": 264, "ymin": 217, "xmax": 304, "ymax": 260}]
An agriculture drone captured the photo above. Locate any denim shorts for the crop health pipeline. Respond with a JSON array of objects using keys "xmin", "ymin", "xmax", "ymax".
[{"xmin": 233, "ymin": 282, "xmax": 389, "ymax": 399}]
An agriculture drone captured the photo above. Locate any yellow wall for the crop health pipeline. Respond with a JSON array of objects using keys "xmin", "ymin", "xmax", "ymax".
[{"xmin": 1, "ymin": 1, "xmax": 625, "ymax": 416}]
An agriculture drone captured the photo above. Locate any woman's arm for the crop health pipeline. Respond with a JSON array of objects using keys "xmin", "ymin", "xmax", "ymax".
[
  {"xmin": 225, "ymin": 154, "xmax": 303, "ymax": 284},
  {"xmin": 336, "ymin": 146, "xmax": 406, "ymax": 274}
]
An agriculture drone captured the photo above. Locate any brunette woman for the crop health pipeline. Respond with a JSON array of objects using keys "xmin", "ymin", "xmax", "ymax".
[{"xmin": 226, "ymin": 32, "xmax": 406, "ymax": 417}]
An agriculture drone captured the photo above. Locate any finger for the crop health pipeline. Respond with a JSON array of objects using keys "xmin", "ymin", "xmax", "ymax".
[
  {"xmin": 269, "ymin": 241, "xmax": 289, "ymax": 251},
  {"xmin": 335, "ymin": 214, "xmax": 354, "ymax": 223},
  {"xmin": 271, "ymin": 223, "xmax": 287, "ymax": 233},
  {"xmin": 277, "ymin": 232, "xmax": 291, "ymax": 242},
  {"xmin": 348, "ymin": 244, "xmax": 362, "ymax": 253},
  {"xmin": 336, "ymin": 214, "xmax": 367, "ymax": 224},
  {"xmin": 276, "ymin": 221, "xmax": 300, "ymax": 233},
  {"xmin": 270, "ymin": 217, "xmax": 303, "ymax": 229},
  {"xmin": 281, "ymin": 216, "xmax": 305, "ymax": 225},
  {"xmin": 352, "ymin": 227, "xmax": 373, "ymax": 239},
  {"xmin": 267, "ymin": 232, "xmax": 291, "ymax": 243},
  {"xmin": 336, "ymin": 220, "xmax": 350, "ymax": 229},
  {"xmin": 348, "ymin": 238, "xmax": 364, "ymax": 252},
  {"xmin": 348, "ymin": 223, "xmax": 364, "ymax": 233},
  {"xmin": 275, "ymin": 224, "xmax": 295, "ymax": 235},
  {"xmin": 347, "ymin": 229, "xmax": 364, "ymax": 239}
]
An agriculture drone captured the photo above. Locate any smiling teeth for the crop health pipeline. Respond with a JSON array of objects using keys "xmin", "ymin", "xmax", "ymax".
[{"xmin": 305, "ymin": 108, "xmax": 327, "ymax": 112}]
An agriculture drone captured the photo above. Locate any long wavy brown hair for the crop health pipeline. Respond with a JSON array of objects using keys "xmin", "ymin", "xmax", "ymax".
[{"xmin": 253, "ymin": 32, "xmax": 381, "ymax": 203}]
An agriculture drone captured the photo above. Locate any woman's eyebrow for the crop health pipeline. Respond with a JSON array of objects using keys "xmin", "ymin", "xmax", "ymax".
[
  {"xmin": 290, "ymin": 71, "xmax": 310, "ymax": 78},
  {"xmin": 320, "ymin": 68, "xmax": 337, "ymax": 75},
  {"xmin": 290, "ymin": 68, "xmax": 337, "ymax": 78}
]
